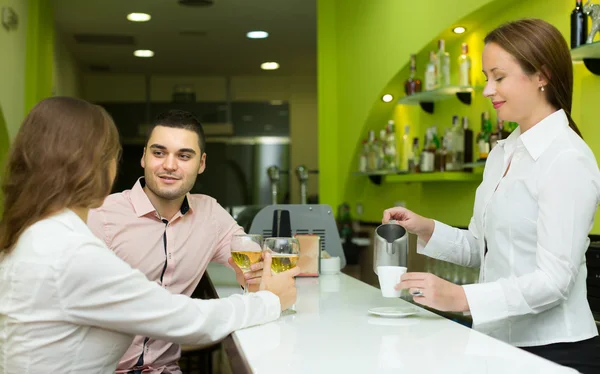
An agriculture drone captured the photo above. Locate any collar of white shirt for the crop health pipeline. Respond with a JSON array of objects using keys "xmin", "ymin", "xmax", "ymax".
[{"xmin": 496, "ymin": 109, "xmax": 569, "ymax": 161}]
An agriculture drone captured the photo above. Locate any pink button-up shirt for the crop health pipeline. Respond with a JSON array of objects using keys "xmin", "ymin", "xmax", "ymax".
[{"xmin": 88, "ymin": 178, "xmax": 244, "ymax": 373}]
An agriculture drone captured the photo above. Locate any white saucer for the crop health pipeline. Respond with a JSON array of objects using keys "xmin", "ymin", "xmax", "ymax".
[{"xmin": 368, "ymin": 306, "xmax": 419, "ymax": 318}]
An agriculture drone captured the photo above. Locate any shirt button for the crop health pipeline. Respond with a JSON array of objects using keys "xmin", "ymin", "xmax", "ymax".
[{"xmin": 168, "ymin": 253, "xmax": 172, "ymax": 259}]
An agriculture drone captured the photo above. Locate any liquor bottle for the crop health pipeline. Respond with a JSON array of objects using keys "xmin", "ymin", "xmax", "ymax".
[
  {"xmin": 404, "ymin": 54, "xmax": 422, "ymax": 96},
  {"xmin": 490, "ymin": 119, "xmax": 511, "ymax": 151},
  {"xmin": 436, "ymin": 39, "xmax": 451, "ymax": 87},
  {"xmin": 366, "ymin": 130, "xmax": 378, "ymax": 171},
  {"xmin": 378, "ymin": 129, "xmax": 387, "ymax": 170},
  {"xmin": 409, "ymin": 137, "xmax": 420, "ymax": 173},
  {"xmin": 384, "ymin": 121, "xmax": 399, "ymax": 171},
  {"xmin": 477, "ymin": 112, "xmax": 491, "ymax": 160},
  {"xmin": 358, "ymin": 140, "xmax": 368, "ymax": 173},
  {"xmin": 400, "ymin": 124, "xmax": 411, "ymax": 171},
  {"xmin": 424, "ymin": 51, "xmax": 437, "ymax": 91},
  {"xmin": 458, "ymin": 43, "xmax": 472, "ymax": 87},
  {"xmin": 571, "ymin": 0, "xmax": 588, "ymax": 49},
  {"xmin": 420, "ymin": 128, "xmax": 436, "ymax": 172},
  {"xmin": 432, "ymin": 126, "xmax": 443, "ymax": 172},
  {"xmin": 462, "ymin": 116, "xmax": 474, "ymax": 170},
  {"xmin": 446, "ymin": 115, "xmax": 464, "ymax": 171}
]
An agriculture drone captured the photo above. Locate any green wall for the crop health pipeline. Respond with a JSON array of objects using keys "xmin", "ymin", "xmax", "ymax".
[
  {"xmin": 0, "ymin": 0, "xmax": 55, "ymax": 216},
  {"xmin": 24, "ymin": 0, "xmax": 54, "ymax": 114},
  {"xmin": 318, "ymin": 0, "xmax": 600, "ymax": 233}
]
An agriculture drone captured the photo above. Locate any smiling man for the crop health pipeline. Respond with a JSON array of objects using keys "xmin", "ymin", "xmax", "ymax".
[{"xmin": 87, "ymin": 110, "xmax": 263, "ymax": 374}]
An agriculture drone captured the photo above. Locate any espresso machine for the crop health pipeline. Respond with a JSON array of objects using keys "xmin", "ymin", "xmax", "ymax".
[{"xmin": 373, "ymin": 222, "xmax": 408, "ymax": 275}]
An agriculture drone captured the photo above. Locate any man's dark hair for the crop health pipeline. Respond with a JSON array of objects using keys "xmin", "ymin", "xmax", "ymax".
[{"xmin": 145, "ymin": 110, "xmax": 206, "ymax": 154}]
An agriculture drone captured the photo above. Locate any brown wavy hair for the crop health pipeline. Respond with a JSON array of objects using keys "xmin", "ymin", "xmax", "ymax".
[
  {"xmin": 0, "ymin": 97, "xmax": 121, "ymax": 253},
  {"xmin": 485, "ymin": 18, "xmax": 583, "ymax": 137}
]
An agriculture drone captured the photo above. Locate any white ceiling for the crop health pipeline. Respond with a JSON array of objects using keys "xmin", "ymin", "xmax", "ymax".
[{"xmin": 52, "ymin": 0, "xmax": 316, "ymax": 76}]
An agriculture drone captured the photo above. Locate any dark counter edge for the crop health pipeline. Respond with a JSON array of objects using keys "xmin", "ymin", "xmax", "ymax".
[{"xmin": 196, "ymin": 274, "xmax": 254, "ymax": 374}]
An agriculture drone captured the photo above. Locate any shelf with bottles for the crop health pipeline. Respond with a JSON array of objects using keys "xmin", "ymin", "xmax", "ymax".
[
  {"xmin": 401, "ymin": 41, "xmax": 480, "ymax": 114},
  {"xmin": 397, "ymin": 85, "xmax": 482, "ymax": 113},
  {"xmin": 570, "ymin": 0, "xmax": 600, "ymax": 75},
  {"xmin": 353, "ymin": 169, "xmax": 482, "ymax": 185},
  {"xmin": 571, "ymin": 41, "xmax": 600, "ymax": 75},
  {"xmin": 385, "ymin": 171, "xmax": 483, "ymax": 184}
]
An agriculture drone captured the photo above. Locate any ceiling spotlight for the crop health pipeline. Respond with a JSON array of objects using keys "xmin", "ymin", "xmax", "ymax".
[
  {"xmin": 261, "ymin": 62, "xmax": 280, "ymax": 70},
  {"xmin": 247, "ymin": 31, "xmax": 269, "ymax": 39},
  {"xmin": 127, "ymin": 13, "xmax": 151, "ymax": 22},
  {"xmin": 134, "ymin": 49, "xmax": 154, "ymax": 58},
  {"xmin": 453, "ymin": 26, "xmax": 466, "ymax": 34},
  {"xmin": 382, "ymin": 94, "xmax": 394, "ymax": 103}
]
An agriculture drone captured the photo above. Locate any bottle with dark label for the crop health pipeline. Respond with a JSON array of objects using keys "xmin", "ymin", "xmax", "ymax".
[
  {"xmin": 571, "ymin": 0, "xmax": 588, "ymax": 49},
  {"xmin": 462, "ymin": 116, "xmax": 474, "ymax": 171},
  {"xmin": 404, "ymin": 54, "xmax": 422, "ymax": 96}
]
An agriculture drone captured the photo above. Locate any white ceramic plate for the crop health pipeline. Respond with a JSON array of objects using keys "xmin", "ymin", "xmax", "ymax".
[{"xmin": 368, "ymin": 306, "xmax": 419, "ymax": 318}]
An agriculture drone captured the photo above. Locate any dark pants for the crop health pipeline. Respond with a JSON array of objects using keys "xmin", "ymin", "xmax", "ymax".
[{"xmin": 520, "ymin": 336, "xmax": 600, "ymax": 373}]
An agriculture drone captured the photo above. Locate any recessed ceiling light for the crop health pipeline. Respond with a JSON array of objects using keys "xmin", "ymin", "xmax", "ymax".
[
  {"xmin": 127, "ymin": 13, "xmax": 151, "ymax": 22},
  {"xmin": 453, "ymin": 26, "xmax": 466, "ymax": 34},
  {"xmin": 261, "ymin": 62, "xmax": 279, "ymax": 70},
  {"xmin": 247, "ymin": 31, "xmax": 269, "ymax": 39},
  {"xmin": 382, "ymin": 94, "xmax": 394, "ymax": 103},
  {"xmin": 134, "ymin": 49, "xmax": 154, "ymax": 58}
]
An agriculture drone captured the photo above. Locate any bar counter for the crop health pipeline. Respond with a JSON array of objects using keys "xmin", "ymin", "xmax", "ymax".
[{"xmin": 203, "ymin": 264, "xmax": 577, "ymax": 374}]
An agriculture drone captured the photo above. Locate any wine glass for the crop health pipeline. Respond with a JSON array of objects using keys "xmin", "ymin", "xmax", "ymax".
[
  {"xmin": 230, "ymin": 234, "xmax": 264, "ymax": 294},
  {"xmin": 263, "ymin": 237, "xmax": 300, "ymax": 315}
]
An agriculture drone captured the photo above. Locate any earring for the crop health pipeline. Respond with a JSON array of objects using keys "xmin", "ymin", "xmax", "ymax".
[{"xmin": 540, "ymin": 86, "xmax": 545, "ymax": 92}]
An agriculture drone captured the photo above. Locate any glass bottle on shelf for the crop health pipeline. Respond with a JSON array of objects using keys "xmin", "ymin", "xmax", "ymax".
[
  {"xmin": 438, "ymin": 130, "xmax": 449, "ymax": 172},
  {"xmin": 424, "ymin": 51, "xmax": 437, "ymax": 91},
  {"xmin": 400, "ymin": 124, "xmax": 411, "ymax": 171},
  {"xmin": 421, "ymin": 128, "xmax": 436, "ymax": 172},
  {"xmin": 384, "ymin": 121, "xmax": 398, "ymax": 171},
  {"xmin": 462, "ymin": 116, "xmax": 474, "ymax": 169},
  {"xmin": 458, "ymin": 43, "xmax": 472, "ymax": 87},
  {"xmin": 446, "ymin": 115, "xmax": 464, "ymax": 171},
  {"xmin": 490, "ymin": 118, "xmax": 511, "ymax": 150},
  {"xmin": 571, "ymin": 0, "xmax": 588, "ymax": 49},
  {"xmin": 477, "ymin": 112, "xmax": 491, "ymax": 160},
  {"xmin": 404, "ymin": 54, "xmax": 422, "ymax": 96},
  {"xmin": 378, "ymin": 129, "xmax": 387, "ymax": 170},
  {"xmin": 358, "ymin": 140, "xmax": 368, "ymax": 173},
  {"xmin": 436, "ymin": 39, "xmax": 451, "ymax": 88},
  {"xmin": 366, "ymin": 130, "xmax": 378, "ymax": 171},
  {"xmin": 409, "ymin": 137, "xmax": 420, "ymax": 173}
]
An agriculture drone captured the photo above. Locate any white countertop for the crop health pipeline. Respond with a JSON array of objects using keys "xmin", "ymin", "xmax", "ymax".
[{"xmin": 207, "ymin": 264, "xmax": 577, "ymax": 374}]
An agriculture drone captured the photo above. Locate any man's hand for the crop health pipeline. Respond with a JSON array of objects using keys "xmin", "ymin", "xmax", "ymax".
[{"xmin": 228, "ymin": 257, "xmax": 264, "ymax": 293}]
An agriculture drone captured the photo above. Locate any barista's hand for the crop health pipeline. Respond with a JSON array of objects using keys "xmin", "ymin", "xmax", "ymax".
[
  {"xmin": 395, "ymin": 272, "xmax": 470, "ymax": 312},
  {"xmin": 382, "ymin": 207, "xmax": 435, "ymax": 242},
  {"xmin": 228, "ymin": 257, "xmax": 263, "ymax": 292}
]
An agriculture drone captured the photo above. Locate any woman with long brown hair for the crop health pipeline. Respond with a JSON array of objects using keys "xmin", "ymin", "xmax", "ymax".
[
  {"xmin": 0, "ymin": 97, "xmax": 299, "ymax": 373},
  {"xmin": 383, "ymin": 19, "xmax": 600, "ymax": 372}
]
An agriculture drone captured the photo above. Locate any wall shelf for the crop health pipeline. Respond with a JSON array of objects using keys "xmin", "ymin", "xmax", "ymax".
[
  {"xmin": 571, "ymin": 41, "xmax": 600, "ymax": 76},
  {"xmin": 353, "ymin": 170, "xmax": 406, "ymax": 185},
  {"xmin": 385, "ymin": 171, "xmax": 482, "ymax": 183},
  {"xmin": 354, "ymin": 170, "xmax": 482, "ymax": 184},
  {"xmin": 397, "ymin": 86, "xmax": 481, "ymax": 114}
]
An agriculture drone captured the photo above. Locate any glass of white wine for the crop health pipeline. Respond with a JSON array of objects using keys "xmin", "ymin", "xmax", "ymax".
[
  {"xmin": 263, "ymin": 237, "xmax": 300, "ymax": 315},
  {"xmin": 230, "ymin": 234, "xmax": 264, "ymax": 294}
]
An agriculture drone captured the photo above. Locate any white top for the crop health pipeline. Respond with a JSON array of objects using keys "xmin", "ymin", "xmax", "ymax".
[
  {"xmin": 420, "ymin": 109, "xmax": 600, "ymax": 346},
  {"xmin": 0, "ymin": 210, "xmax": 280, "ymax": 374},
  {"xmin": 206, "ymin": 264, "xmax": 577, "ymax": 374}
]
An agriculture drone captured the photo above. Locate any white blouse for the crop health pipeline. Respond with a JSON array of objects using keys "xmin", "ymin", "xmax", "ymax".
[
  {"xmin": 0, "ymin": 209, "xmax": 280, "ymax": 373},
  {"xmin": 420, "ymin": 109, "xmax": 600, "ymax": 346}
]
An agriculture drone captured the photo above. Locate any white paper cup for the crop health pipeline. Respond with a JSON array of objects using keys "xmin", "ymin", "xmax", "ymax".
[
  {"xmin": 320, "ymin": 256, "xmax": 341, "ymax": 275},
  {"xmin": 377, "ymin": 266, "xmax": 407, "ymax": 298}
]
